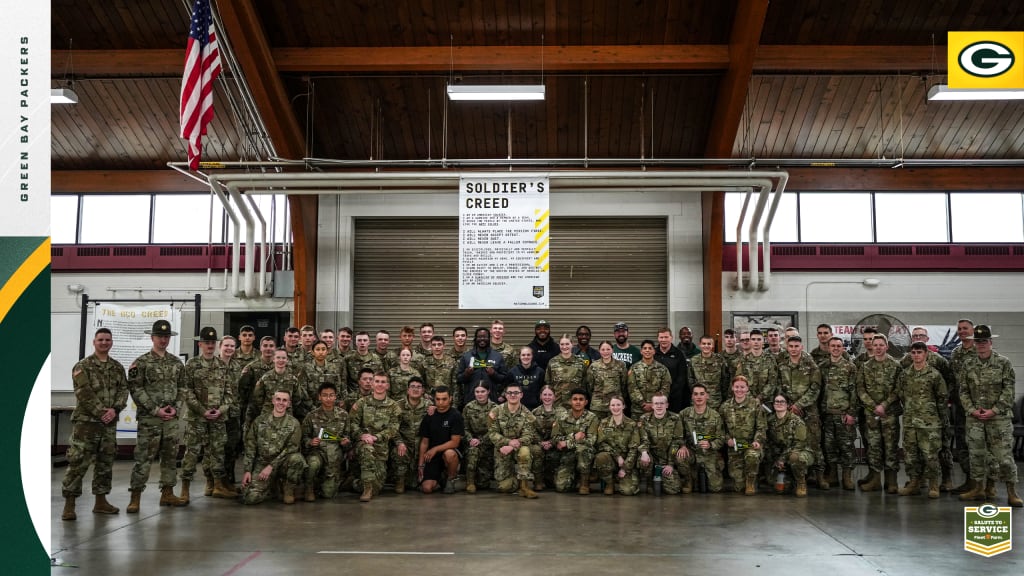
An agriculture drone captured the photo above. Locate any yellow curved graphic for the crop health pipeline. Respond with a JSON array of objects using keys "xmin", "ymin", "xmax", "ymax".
[
  {"xmin": 0, "ymin": 238, "xmax": 50, "ymax": 326},
  {"xmin": 534, "ymin": 209, "xmax": 549, "ymax": 272}
]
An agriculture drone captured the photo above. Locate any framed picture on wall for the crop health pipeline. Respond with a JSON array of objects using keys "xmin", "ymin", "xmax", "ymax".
[{"xmin": 731, "ymin": 311, "xmax": 798, "ymax": 332}]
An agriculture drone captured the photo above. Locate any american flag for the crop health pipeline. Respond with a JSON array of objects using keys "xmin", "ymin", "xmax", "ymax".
[{"xmin": 180, "ymin": 0, "xmax": 222, "ymax": 170}]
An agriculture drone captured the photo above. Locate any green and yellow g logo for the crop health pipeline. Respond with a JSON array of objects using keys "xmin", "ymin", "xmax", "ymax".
[{"xmin": 949, "ymin": 32, "xmax": 1024, "ymax": 89}]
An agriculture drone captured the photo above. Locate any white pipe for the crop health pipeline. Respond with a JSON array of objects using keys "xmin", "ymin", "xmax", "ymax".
[
  {"xmin": 758, "ymin": 172, "xmax": 789, "ymax": 291},
  {"xmin": 226, "ymin": 183, "xmax": 258, "ymax": 298},
  {"xmin": 246, "ymin": 194, "xmax": 269, "ymax": 297},
  {"xmin": 745, "ymin": 184, "xmax": 772, "ymax": 293},
  {"xmin": 735, "ymin": 191, "xmax": 753, "ymax": 291},
  {"xmin": 207, "ymin": 176, "xmax": 243, "ymax": 297}
]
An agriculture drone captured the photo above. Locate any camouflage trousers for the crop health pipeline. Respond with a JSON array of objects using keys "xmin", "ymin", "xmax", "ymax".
[
  {"xmin": 679, "ymin": 449, "xmax": 724, "ymax": 492},
  {"xmin": 863, "ymin": 414, "xmax": 900, "ymax": 472},
  {"xmin": 553, "ymin": 444, "xmax": 595, "ymax": 492},
  {"xmin": 773, "ymin": 449, "xmax": 814, "ymax": 478},
  {"xmin": 727, "ymin": 446, "xmax": 763, "ymax": 491},
  {"xmin": 937, "ymin": 409, "xmax": 953, "ymax": 476},
  {"xmin": 593, "ymin": 452, "xmax": 639, "ymax": 495},
  {"xmin": 494, "ymin": 445, "xmax": 534, "ymax": 491},
  {"xmin": 390, "ymin": 442, "xmax": 421, "ymax": 487},
  {"xmin": 181, "ymin": 419, "xmax": 227, "ymax": 481},
  {"xmin": 797, "ymin": 406, "xmax": 823, "ymax": 472},
  {"xmin": 62, "ymin": 421, "xmax": 117, "ymax": 498},
  {"xmin": 465, "ymin": 440, "xmax": 494, "ymax": 487},
  {"xmin": 241, "ymin": 453, "xmax": 307, "ymax": 505},
  {"xmin": 529, "ymin": 444, "xmax": 561, "ymax": 485},
  {"xmin": 639, "ymin": 456, "xmax": 683, "ymax": 494},
  {"xmin": 130, "ymin": 416, "xmax": 181, "ymax": 492},
  {"xmin": 224, "ymin": 415, "xmax": 242, "ymax": 481},
  {"xmin": 950, "ymin": 402, "xmax": 970, "ymax": 476},
  {"xmin": 902, "ymin": 427, "xmax": 941, "ymax": 481},
  {"xmin": 306, "ymin": 444, "xmax": 345, "ymax": 498},
  {"xmin": 966, "ymin": 417, "xmax": 1018, "ymax": 483},
  {"xmin": 356, "ymin": 440, "xmax": 391, "ymax": 493},
  {"xmin": 821, "ymin": 414, "xmax": 858, "ymax": 469}
]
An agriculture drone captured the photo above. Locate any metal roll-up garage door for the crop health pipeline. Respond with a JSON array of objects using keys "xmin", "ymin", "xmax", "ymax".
[{"xmin": 353, "ymin": 217, "xmax": 667, "ymax": 345}]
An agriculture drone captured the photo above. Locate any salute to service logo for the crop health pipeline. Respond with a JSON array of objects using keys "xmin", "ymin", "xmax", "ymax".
[
  {"xmin": 964, "ymin": 504, "xmax": 1012, "ymax": 557},
  {"xmin": 948, "ymin": 32, "xmax": 1024, "ymax": 89}
]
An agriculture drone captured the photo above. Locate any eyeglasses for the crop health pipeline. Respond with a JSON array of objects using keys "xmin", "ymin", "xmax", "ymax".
[
  {"xmin": 773, "ymin": 399, "xmax": 788, "ymax": 404},
  {"xmin": 911, "ymin": 334, "xmax": 928, "ymax": 340}
]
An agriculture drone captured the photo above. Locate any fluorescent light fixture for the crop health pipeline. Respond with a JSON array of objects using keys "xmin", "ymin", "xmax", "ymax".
[
  {"xmin": 927, "ymin": 84, "xmax": 1024, "ymax": 101},
  {"xmin": 51, "ymin": 88, "xmax": 79, "ymax": 104},
  {"xmin": 447, "ymin": 84, "xmax": 545, "ymax": 101}
]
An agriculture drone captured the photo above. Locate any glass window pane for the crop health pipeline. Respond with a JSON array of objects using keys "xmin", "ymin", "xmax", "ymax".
[
  {"xmin": 80, "ymin": 195, "xmax": 150, "ymax": 243},
  {"xmin": 51, "ymin": 195, "xmax": 79, "ymax": 243},
  {"xmin": 799, "ymin": 193, "xmax": 873, "ymax": 242},
  {"xmin": 950, "ymin": 193, "xmax": 1024, "ymax": 242},
  {"xmin": 226, "ymin": 194, "xmax": 289, "ymax": 244},
  {"xmin": 875, "ymin": 193, "xmax": 948, "ymax": 243},
  {"xmin": 725, "ymin": 191, "xmax": 798, "ymax": 242},
  {"xmin": 153, "ymin": 194, "xmax": 224, "ymax": 243}
]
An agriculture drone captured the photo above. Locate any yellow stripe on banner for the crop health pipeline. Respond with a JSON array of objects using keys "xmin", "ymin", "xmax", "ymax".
[
  {"xmin": 534, "ymin": 250, "xmax": 549, "ymax": 268},
  {"xmin": 0, "ymin": 238, "xmax": 50, "ymax": 326},
  {"xmin": 534, "ymin": 208, "xmax": 549, "ymax": 224},
  {"xmin": 965, "ymin": 542, "xmax": 1012, "ymax": 556},
  {"xmin": 535, "ymin": 237, "xmax": 550, "ymax": 253}
]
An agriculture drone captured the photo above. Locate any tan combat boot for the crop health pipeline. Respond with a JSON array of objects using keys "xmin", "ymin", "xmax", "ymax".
[
  {"xmin": 359, "ymin": 485, "xmax": 374, "ymax": 502},
  {"xmin": 127, "ymin": 490, "xmax": 142, "ymax": 513},
  {"xmin": 92, "ymin": 494, "xmax": 119, "ymax": 514},
  {"xmin": 952, "ymin": 477, "xmax": 975, "ymax": 494},
  {"xmin": 860, "ymin": 470, "xmax": 882, "ymax": 492},
  {"xmin": 179, "ymin": 480, "xmax": 191, "ymax": 505},
  {"xmin": 212, "ymin": 479, "xmax": 237, "ymax": 499},
  {"xmin": 681, "ymin": 473, "xmax": 693, "ymax": 494},
  {"xmin": 959, "ymin": 480, "xmax": 987, "ymax": 501},
  {"xmin": 204, "ymin": 473, "xmax": 215, "ymax": 497},
  {"xmin": 985, "ymin": 478, "xmax": 996, "ymax": 500},
  {"xmin": 884, "ymin": 470, "xmax": 898, "ymax": 494},
  {"xmin": 927, "ymin": 478, "xmax": 940, "ymax": 499},
  {"xmin": 1007, "ymin": 483, "xmax": 1023, "ymax": 508},
  {"xmin": 940, "ymin": 467, "xmax": 953, "ymax": 492},
  {"xmin": 898, "ymin": 478, "xmax": 920, "ymax": 496},
  {"xmin": 465, "ymin": 481, "xmax": 476, "ymax": 494},
  {"xmin": 745, "ymin": 475, "xmax": 757, "ymax": 496},
  {"xmin": 857, "ymin": 469, "xmax": 876, "ymax": 487},
  {"xmin": 282, "ymin": 483, "xmax": 296, "ymax": 504},
  {"xmin": 817, "ymin": 469, "xmax": 830, "ymax": 491},
  {"xmin": 519, "ymin": 479, "xmax": 539, "ymax": 499},
  {"xmin": 795, "ymin": 474, "xmax": 808, "ymax": 498},
  {"xmin": 160, "ymin": 486, "xmax": 187, "ymax": 506},
  {"xmin": 603, "ymin": 477, "xmax": 615, "ymax": 495},
  {"xmin": 842, "ymin": 468, "xmax": 855, "ymax": 491},
  {"xmin": 578, "ymin": 474, "xmax": 590, "ymax": 495},
  {"xmin": 61, "ymin": 496, "xmax": 76, "ymax": 521},
  {"xmin": 304, "ymin": 484, "xmax": 316, "ymax": 502}
]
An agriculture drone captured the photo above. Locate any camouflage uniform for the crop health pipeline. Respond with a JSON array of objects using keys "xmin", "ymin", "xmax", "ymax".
[
  {"xmin": 530, "ymin": 405, "xmax": 563, "ymax": 485},
  {"xmin": 301, "ymin": 405, "xmax": 351, "ymax": 498},
  {"xmin": 948, "ymin": 344, "xmax": 976, "ymax": 477},
  {"xmin": 545, "ymin": 355, "xmax": 588, "ymax": 409},
  {"xmin": 487, "ymin": 404, "xmax": 539, "ymax": 490},
  {"xmin": 593, "ymin": 415, "xmax": 641, "ymax": 495},
  {"xmin": 767, "ymin": 412, "xmax": 814, "ymax": 482},
  {"xmin": 896, "ymin": 364, "xmax": 947, "ymax": 483},
  {"xmin": 286, "ymin": 346, "xmax": 310, "ymax": 367},
  {"xmin": 550, "ymin": 409, "xmax": 599, "ymax": 492},
  {"xmin": 346, "ymin": 352, "xmax": 383, "ymax": 392},
  {"xmin": 638, "ymin": 412, "xmax": 686, "ymax": 494},
  {"xmin": 462, "ymin": 400, "xmax": 497, "ymax": 488},
  {"xmin": 688, "ymin": 353, "xmax": 731, "ymax": 410},
  {"xmin": 421, "ymin": 354, "xmax": 458, "ymax": 403},
  {"xmin": 349, "ymin": 395, "xmax": 402, "ymax": 494},
  {"xmin": 819, "ymin": 356, "xmax": 859, "ymax": 470},
  {"xmin": 627, "ymin": 361, "xmax": 671, "ymax": 413},
  {"xmin": 248, "ymin": 369, "xmax": 311, "ymax": 427},
  {"xmin": 735, "ymin": 352, "xmax": 778, "ymax": 402},
  {"xmin": 222, "ymin": 355, "xmax": 247, "ymax": 479},
  {"xmin": 491, "ymin": 341, "xmax": 517, "ymax": 369},
  {"xmin": 720, "ymin": 396, "xmax": 767, "ymax": 490},
  {"xmin": 585, "ymin": 358, "xmax": 627, "ymax": 420},
  {"xmin": 234, "ymin": 347, "xmax": 258, "ymax": 366},
  {"xmin": 720, "ymin": 350, "xmax": 742, "ymax": 375},
  {"xmin": 901, "ymin": 351, "xmax": 955, "ymax": 480},
  {"xmin": 959, "ymin": 351, "xmax": 1018, "ymax": 483},
  {"xmin": 447, "ymin": 346, "xmax": 471, "ymax": 363},
  {"xmin": 777, "ymin": 355, "xmax": 823, "ymax": 473},
  {"xmin": 856, "ymin": 356, "xmax": 902, "ymax": 474},
  {"xmin": 387, "ymin": 366, "xmax": 423, "ymax": 401},
  {"xmin": 180, "ymin": 355, "xmax": 234, "ymax": 482},
  {"xmin": 306, "ymin": 360, "xmax": 346, "ymax": 408},
  {"xmin": 242, "ymin": 411, "xmax": 306, "ymax": 504},
  {"xmin": 127, "ymin": 351, "xmax": 184, "ymax": 492},
  {"xmin": 680, "ymin": 406, "xmax": 726, "ymax": 492},
  {"xmin": 62, "ymin": 354, "xmax": 129, "ymax": 498},
  {"xmin": 373, "ymin": 348, "xmax": 399, "ymax": 374},
  {"xmin": 392, "ymin": 396, "xmax": 433, "ymax": 487},
  {"xmin": 238, "ymin": 358, "xmax": 273, "ymax": 430}
]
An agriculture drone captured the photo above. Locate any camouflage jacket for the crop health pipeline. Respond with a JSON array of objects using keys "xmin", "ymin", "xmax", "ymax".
[
  {"xmin": 628, "ymin": 360, "xmax": 671, "ymax": 408},
  {"xmin": 387, "ymin": 366, "xmax": 423, "ymax": 401},
  {"xmin": 531, "ymin": 405, "xmax": 564, "ymax": 441},
  {"xmin": 551, "ymin": 409, "xmax": 599, "ymax": 449},
  {"xmin": 249, "ymin": 369, "xmax": 310, "ymax": 425},
  {"xmin": 687, "ymin": 353, "xmax": 731, "ymax": 407},
  {"xmin": 546, "ymin": 355, "xmax": 588, "ymax": 406},
  {"xmin": 487, "ymin": 403, "xmax": 538, "ymax": 447},
  {"xmin": 595, "ymin": 415, "xmax": 641, "ymax": 469},
  {"xmin": 735, "ymin": 352, "xmax": 778, "ymax": 401},
  {"xmin": 818, "ymin": 356, "xmax": 859, "ymax": 415},
  {"xmin": 896, "ymin": 364, "xmax": 947, "ymax": 428},
  {"xmin": 349, "ymin": 395, "xmax": 401, "ymax": 442},
  {"xmin": 638, "ymin": 412, "xmax": 684, "ymax": 463},
  {"xmin": 244, "ymin": 411, "xmax": 301, "ymax": 472},
  {"xmin": 71, "ymin": 354, "xmax": 128, "ymax": 424},
  {"xmin": 396, "ymin": 396, "xmax": 433, "ymax": 446},
  {"xmin": 586, "ymin": 358, "xmax": 627, "ymax": 414},
  {"xmin": 720, "ymin": 396, "xmax": 767, "ymax": 446},
  {"xmin": 777, "ymin": 354, "xmax": 822, "ymax": 412},
  {"xmin": 301, "ymin": 405, "xmax": 351, "ymax": 453},
  {"xmin": 767, "ymin": 411, "xmax": 810, "ymax": 461},
  {"xmin": 856, "ymin": 356, "xmax": 902, "ymax": 413},
  {"xmin": 461, "ymin": 400, "xmax": 497, "ymax": 441},
  {"xmin": 958, "ymin": 351, "xmax": 1015, "ymax": 420},
  {"xmin": 127, "ymin": 350, "xmax": 184, "ymax": 417},
  {"xmin": 180, "ymin": 355, "xmax": 234, "ymax": 420},
  {"xmin": 680, "ymin": 406, "xmax": 726, "ymax": 451}
]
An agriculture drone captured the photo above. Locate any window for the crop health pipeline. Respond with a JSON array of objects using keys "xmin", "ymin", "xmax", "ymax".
[
  {"xmin": 80, "ymin": 195, "xmax": 151, "ymax": 243},
  {"xmin": 153, "ymin": 194, "xmax": 224, "ymax": 243},
  {"xmin": 950, "ymin": 193, "xmax": 1024, "ymax": 242},
  {"xmin": 226, "ymin": 193, "xmax": 289, "ymax": 244},
  {"xmin": 51, "ymin": 195, "xmax": 79, "ymax": 243},
  {"xmin": 725, "ymin": 191, "xmax": 798, "ymax": 242},
  {"xmin": 874, "ymin": 193, "xmax": 948, "ymax": 243},
  {"xmin": 799, "ymin": 193, "xmax": 872, "ymax": 242}
]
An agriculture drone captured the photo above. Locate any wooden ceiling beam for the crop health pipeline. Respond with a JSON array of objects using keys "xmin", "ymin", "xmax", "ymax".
[
  {"xmin": 53, "ymin": 45, "xmax": 946, "ymax": 76},
  {"xmin": 216, "ymin": 0, "xmax": 316, "ymax": 327},
  {"xmin": 52, "ymin": 170, "xmax": 208, "ymax": 193},
  {"xmin": 786, "ymin": 167, "xmax": 1024, "ymax": 191},
  {"xmin": 702, "ymin": 0, "xmax": 770, "ymax": 343}
]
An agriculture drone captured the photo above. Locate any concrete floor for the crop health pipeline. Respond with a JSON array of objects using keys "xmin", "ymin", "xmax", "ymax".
[{"xmin": 52, "ymin": 461, "xmax": 1023, "ymax": 575}]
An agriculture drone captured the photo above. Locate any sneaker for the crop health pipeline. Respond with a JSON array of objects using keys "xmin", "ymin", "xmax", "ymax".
[{"xmin": 443, "ymin": 481, "xmax": 456, "ymax": 494}]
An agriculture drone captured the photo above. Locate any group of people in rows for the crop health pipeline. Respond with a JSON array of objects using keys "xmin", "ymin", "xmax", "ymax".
[{"xmin": 59, "ymin": 316, "xmax": 1020, "ymax": 519}]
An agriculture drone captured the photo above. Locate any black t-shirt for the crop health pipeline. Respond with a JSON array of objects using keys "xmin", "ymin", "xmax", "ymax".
[{"xmin": 418, "ymin": 407, "xmax": 466, "ymax": 448}]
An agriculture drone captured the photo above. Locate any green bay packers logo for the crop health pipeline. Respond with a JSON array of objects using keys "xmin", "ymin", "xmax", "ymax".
[{"xmin": 959, "ymin": 41, "xmax": 1015, "ymax": 77}]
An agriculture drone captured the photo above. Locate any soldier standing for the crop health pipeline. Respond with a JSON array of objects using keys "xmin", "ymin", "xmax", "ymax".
[
  {"xmin": 777, "ymin": 336, "xmax": 825, "ymax": 488},
  {"xmin": 819, "ymin": 336, "xmax": 859, "ymax": 491},
  {"xmin": 422, "ymin": 335, "xmax": 458, "ymax": 405},
  {"xmin": 241, "ymin": 390, "xmax": 306, "ymax": 504},
  {"xmin": 346, "ymin": 332, "xmax": 383, "ymax": 392},
  {"xmin": 237, "ymin": 336, "xmax": 276, "ymax": 432},
  {"xmin": 546, "ymin": 335, "xmax": 588, "ymax": 409},
  {"xmin": 734, "ymin": 329, "xmax": 777, "ymax": 404},
  {"xmin": 249, "ymin": 349, "xmax": 311, "ymax": 426},
  {"xmin": 586, "ymin": 341, "xmax": 627, "ymax": 421},
  {"xmin": 948, "ymin": 318, "xmax": 976, "ymax": 493},
  {"xmin": 900, "ymin": 327, "xmax": 956, "ymax": 491},
  {"xmin": 856, "ymin": 334, "xmax": 903, "ymax": 494},
  {"xmin": 688, "ymin": 335, "xmax": 732, "ymax": 410},
  {"xmin": 628, "ymin": 340, "xmax": 671, "ymax": 416},
  {"xmin": 61, "ymin": 328, "xmax": 128, "ymax": 521},
  {"xmin": 896, "ymin": 341, "xmax": 947, "ymax": 499},
  {"xmin": 350, "ymin": 372, "xmax": 402, "ymax": 502},
  {"xmin": 487, "ymin": 382, "xmax": 540, "ymax": 498}
]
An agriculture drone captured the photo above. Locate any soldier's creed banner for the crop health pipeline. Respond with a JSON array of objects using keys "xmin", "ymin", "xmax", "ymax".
[
  {"xmin": 90, "ymin": 303, "xmax": 182, "ymax": 438},
  {"xmin": 459, "ymin": 175, "xmax": 550, "ymax": 309},
  {"xmin": 2, "ymin": 1, "xmax": 50, "ymax": 572}
]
